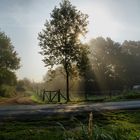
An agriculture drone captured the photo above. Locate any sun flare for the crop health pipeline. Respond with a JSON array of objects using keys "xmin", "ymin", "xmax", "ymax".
[{"xmin": 78, "ymin": 34, "xmax": 87, "ymax": 44}]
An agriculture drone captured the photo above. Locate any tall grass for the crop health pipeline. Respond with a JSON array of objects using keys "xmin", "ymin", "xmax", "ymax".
[
  {"xmin": 0, "ymin": 111, "xmax": 140, "ymax": 140},
  {"xmin": 57, "ymin": 112, "xmax": 140, "ymax": 140}
]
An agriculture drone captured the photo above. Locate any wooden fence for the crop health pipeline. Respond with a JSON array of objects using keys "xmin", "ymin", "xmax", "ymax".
[{"xmin": 41, "ymin": 89, "xmax": 67, "ymax": 102}]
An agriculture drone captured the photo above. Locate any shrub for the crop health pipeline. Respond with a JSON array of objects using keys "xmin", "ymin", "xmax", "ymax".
[{"xmin": 0, "ymin": 84, "xmax": 16, "ymax": 97}]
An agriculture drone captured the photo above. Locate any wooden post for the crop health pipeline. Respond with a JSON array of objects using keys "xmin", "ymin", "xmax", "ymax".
[
  {"xmin": 58, "ymin": 89, "xmax": 61, "ymax": 102},
  {"xmin": 42, "ymin": 90, "xmax": 45, "ymax": 101},
  {"xmin": 49, "ymin": 91, "xmax": 52, "ymax": 102}
]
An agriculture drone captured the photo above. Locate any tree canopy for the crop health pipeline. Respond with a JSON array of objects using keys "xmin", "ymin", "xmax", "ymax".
[
  {"xmin": 0, "ymin": 32, "xmax": 20, "ymax": 70},
  {"xmin": 0, "ymin": 31, "xmax": 20, "ymax": 96}
]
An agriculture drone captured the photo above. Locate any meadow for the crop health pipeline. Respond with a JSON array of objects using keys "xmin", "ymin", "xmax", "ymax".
[{"xmin": 0, "ymin": 110, "xmax": 140, "ymax": 140}]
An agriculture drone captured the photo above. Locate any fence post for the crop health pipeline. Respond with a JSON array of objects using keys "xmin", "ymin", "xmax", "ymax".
[
  {"xmin": 58, "ymin": 89, "xmax": 61, "ymax": 102},
  {"xmin": 49, "ymin": 91, "xmax": 52, "ymax": 102},
  {"xmin": 42, "ymin": 90, "xmax": 45, "ymax": 101}
]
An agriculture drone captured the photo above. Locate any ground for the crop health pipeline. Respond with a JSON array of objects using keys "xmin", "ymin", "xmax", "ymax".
[
  {"xmin": 0, "ymin": 96, "xmax": 140, "ymax": 139},
  {"xmin": 0, "ymin": 96, "xmax": 36, "ymax": 105},
  {"xmin": 0, "ymin": 110, "xmax": 140, "ymax": 140}
]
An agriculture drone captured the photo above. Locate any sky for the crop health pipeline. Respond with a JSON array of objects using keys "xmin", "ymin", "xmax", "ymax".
[{"xmin": 0, "ymin": 0, "xmax": 140, "ymax": 82}]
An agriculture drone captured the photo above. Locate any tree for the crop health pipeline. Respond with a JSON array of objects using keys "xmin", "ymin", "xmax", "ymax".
[
  {"xmin": 121, "ymin": 40, "xmax": 140, "ymax": 88},
  {"xmin": 0, "ymin": 31, "xmax": 20, "ymax": 96},
  {"xmin": 38, "ymin": 0, "xmax": 89, "ymax": 101},
  {"xmin": 88, "ymin": 37, "xmax": 140, "ymax": 92},
  {"xmin": 0, "ymin": 32, "xmax": 20, "ymax": 70},
  {"xmin": 16, "ymin": 78, "xmax": 33, "ymax": 92},
  {"xmin": 88, "ymin": 37, "xmax": 123, "ymax": 91}
]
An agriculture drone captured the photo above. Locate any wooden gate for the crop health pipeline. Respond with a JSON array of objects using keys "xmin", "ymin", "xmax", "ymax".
[{"xmin": 41, "ymin": 89, "xmax": 67, "ymax": 102}]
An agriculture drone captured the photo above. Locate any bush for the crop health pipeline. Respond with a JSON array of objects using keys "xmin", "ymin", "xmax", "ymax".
[{"xmin": 0, "ymin": 84, "xmax": 16, "ymax": 97}]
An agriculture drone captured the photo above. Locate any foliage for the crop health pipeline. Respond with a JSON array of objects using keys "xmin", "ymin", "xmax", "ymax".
[
  {"xmin": 0, "ymin": 31, "xmax": 20, "ymax": 96},
  {"xmin": 43, "ymin": 67, "xmax": 83, "ymax": 94},
  {"xmin": 38, "ymin": 0, "xmax": 89, "ymax": 101},
  {"xmin": 0, "ymin": 84, "xmax": 16, "ymax": 97},
  {"xmin": 0, "ymin": 68, "xmax": 17, "ymax": 86},
  {"xmin": 16, "ymin": 78, "xmax": 33, "ymax": 92},
  {"xmin": 0, "ymin": 31, "xmax": 20, "ymax": 70},
  {"xmin": 84, "ymin": 37, "xmax": 140, "ymax": 93}
]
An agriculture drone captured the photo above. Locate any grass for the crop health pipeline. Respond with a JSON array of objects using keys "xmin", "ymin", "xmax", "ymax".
[
  {"xmin": 0, "ymin": 96, "xmax": 8, "ymax": 99},
  {"xmin": 0, "ymin": 96, "xmax": 10, "ymax": 104},
  {"xmin": 31, "ymin": 91, "xmax": 68, "ymax": 104},
  {"xmin": 29, "ymin": 90, "xmax": 140, "ymax": 104},
  {"xmin": 0, "ymin": 110, "xmax": 140, "ymax": 140},
  {"xmin": 86, "ymin": 91, "xmax": 140, "ymax": 103},
  {"xmin": 30, "ymin": 94, "xmax": 45, "ymax": 104},
  {"xmin": 1, "ymin": 90, "xmax": 140, "ymax": 104},
  {"xmin": 115, "ymin": 91, "xmax": 140, "ymax": 100}
]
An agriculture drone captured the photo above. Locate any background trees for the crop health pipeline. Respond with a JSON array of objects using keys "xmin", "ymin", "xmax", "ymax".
[
  {"xmin": 121, "ymin": 41, "xmax": 140, "ymax": 88},
  {"xmin": 0, "ymin": 31, "xmax": 20, "ymax": 96},
  {"xmin": 42, "ymin": 37, "xmax": 140, "ymax": 98},
  {"xmin": 38, "ymin": 0, "xmax": 140, "ymax": 99},
  {"xmin": 85, "ymin": 37, "xmax": 140, "ymax": 94},
  {"xmin": 88, "ymin": 37, "xmax": 122, "ymax": 91},
  {"xmin": 38, "ymin": 0, "xmax": 89, "ymax": 101}
]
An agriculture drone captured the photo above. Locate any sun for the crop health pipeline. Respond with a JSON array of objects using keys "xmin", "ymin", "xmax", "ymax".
[{"xmin": 78, "ymin": 34, "xmax": 87, "ymax": 44}]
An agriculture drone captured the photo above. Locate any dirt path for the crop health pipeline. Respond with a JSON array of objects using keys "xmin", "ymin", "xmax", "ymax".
[{"xmin": 0, "ymin": 96, "xmax": 36, "ymax": 105}]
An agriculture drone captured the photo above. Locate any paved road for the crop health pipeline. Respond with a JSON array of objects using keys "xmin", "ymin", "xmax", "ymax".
[{"xmin": 0, "ymin": 100, "xmax": 140, "ymax": 120}]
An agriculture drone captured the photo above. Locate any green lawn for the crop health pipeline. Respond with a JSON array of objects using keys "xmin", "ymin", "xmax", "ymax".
[{"xmin": 0, "ymin": 110, "xmax": 140, "ymax": 140}]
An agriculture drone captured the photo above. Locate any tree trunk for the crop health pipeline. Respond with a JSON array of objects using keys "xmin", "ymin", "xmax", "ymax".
[{"xmin": 66, "ymin": 70, "xmax": 70, "ymax": 102}]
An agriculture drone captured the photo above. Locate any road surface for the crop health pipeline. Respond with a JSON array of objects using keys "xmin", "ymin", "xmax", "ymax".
[{"xmin": 0, "ymin": 100, "xmax": 140, "ymax": 120}]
